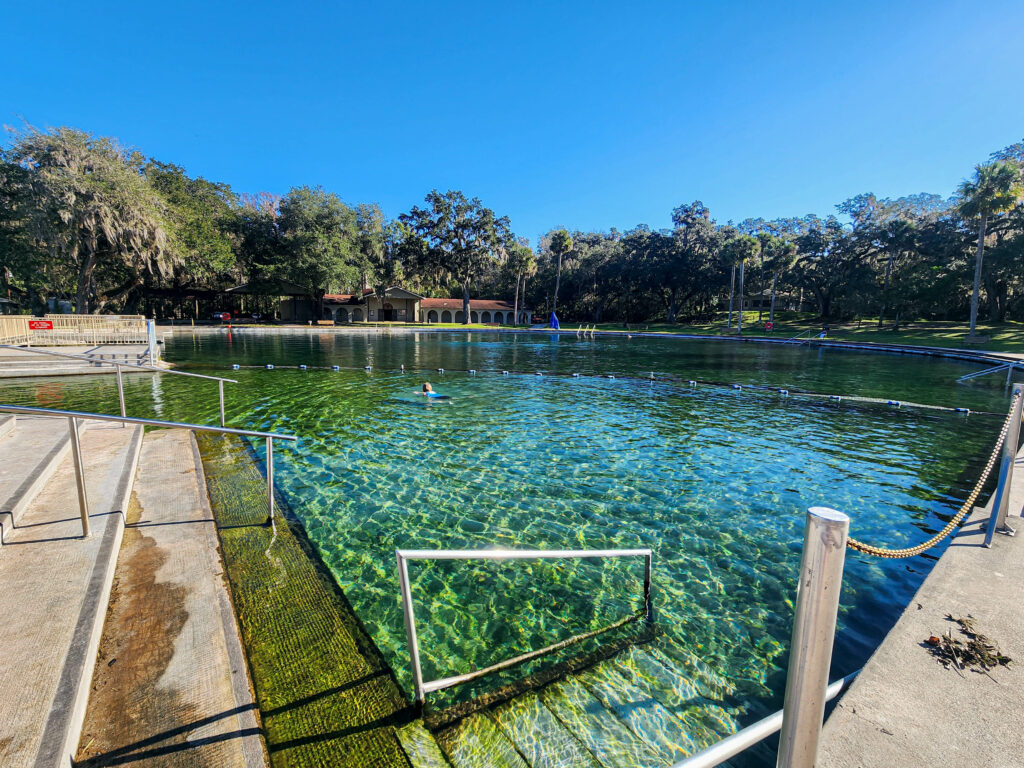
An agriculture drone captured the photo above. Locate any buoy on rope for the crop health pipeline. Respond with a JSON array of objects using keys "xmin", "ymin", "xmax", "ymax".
[
  {"xmin": 232, "ymin": 364, "xmax": 240, "ymax": 370},
  {"xmin": 732, "ymin": 384, "xmax": 742, "ymax": 390},
  {"xmin": 364, "ymin": 365, "xmax": 372, "ymax": 371},
  {"xmin": 400, "ymin": 364, "xmax": 405, "ymax": 373},
  {"xmin": 888, "ymin": 400, "xmax": 901, "ymax": 407},
  {"xmin": 535, "ymin": 371, "xmax": 543, "ymax": 376},
  {"xmin": 688, "ymin": 380, "xmax": 697, "ymax": 386},
  {"xmin": 572, "ymin": 373, "xmax": 580, "ymax": 378},
  {"xmin": 437, "ymin": 368, "xmax": 444, "ymax": 373},
  {"xmin": 955, "ymin": 407, "xmax": 971, "ymax": 414},
  {"xmin": 829, "ymin": 395, "xmax": 842, "ymax": 402},
  {"xmin": 502, "ymin": 370, "xmax": 509, "ymax": 375},
  {"xmin": 469, "ymin": 369, "xmax": 477, "ymax": 375},
  {"xmin": 300, "ymin": 364, "xmax": 307, "ymax": 370},
  {"xmin": 265, "ymin": 364, "xmax": 274, "ymax": 370},
  {"xmin": 649, "ymin": 372, "xmax": 655, "ymax": 379},
  {"xmin": 607, "ymin": 374, "xmax": 615, "ymax": 379},
  {"xmin": 778, "ymin": 389, "xmax": 789, "ymax": 396},
  {"xmin": 332, "ymin": 365, "xmax": 340, "ymax": 371}
]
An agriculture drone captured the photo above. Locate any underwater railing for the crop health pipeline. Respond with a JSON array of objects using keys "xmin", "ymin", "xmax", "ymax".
[
  {"xmin": 395, "ymin": 547, "xmax": 653, "ymax": 706},
  {"xmin": 0, "ymin": 404, "xmax": 296, "ymax": 538},
  {"xmin": 0, "ymin": 344, "xmax": 237, "ymax": 427},
  {"xmin": 957, "ymin": 359, "xmax": 1022, "ymax": 385}
]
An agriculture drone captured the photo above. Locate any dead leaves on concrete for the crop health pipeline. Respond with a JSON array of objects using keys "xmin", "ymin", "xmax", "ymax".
[{"xmin": 925, "ymin": 614, "xmax": 1012, "ymax": 680}]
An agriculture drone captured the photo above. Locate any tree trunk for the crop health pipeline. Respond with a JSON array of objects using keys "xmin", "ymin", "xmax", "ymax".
[
  {"xmin": 462, "ymin": 280, "xmax": 471, "ymax": 325},
  {"xmin": 758, "ymin": 250, "xmax": 765, "ymax": 323},
  {"xmin": 878, "ymin": 246, "xmax": 896, "ymax": 329},
  {"xmin": 727, "ymin": 264, "xmax": 736, "ymax": 328},
  {"xmin": 553, "ymin": 251, "xmax": 563, "ymax": 315},
  {"xmin": 75, "ymin": 246, "xmax": 97, "ymax": 314},
  {"xmin": 769, "ymin": 272, "xmax": 778, "ymax": 324},
  {"xmin": 969, "ymin": 214, "xmax": 987, "ymax": 336},
  {"xmin": 512, "ymin": 268, "xmax": 521, "ymax": 327},
  {"xmin": 737, "ymin": 260, "xmax": 745, "ymax": 333}
]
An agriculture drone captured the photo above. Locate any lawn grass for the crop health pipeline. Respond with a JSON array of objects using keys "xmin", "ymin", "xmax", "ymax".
[{"xmin": 586, "ymin": 313, "xmax": 1024, "ymax": 354}]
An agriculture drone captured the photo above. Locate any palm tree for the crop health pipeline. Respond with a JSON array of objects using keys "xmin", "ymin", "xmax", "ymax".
[
  {"xmin": 549, "ymin": 229, "xmax": 573, "ymax": 316},
  {"xmin": 509, "ymin": 239, "xmax": 536, "ymax": 327},
  {"xmin": 958, "ymin": 161, "xmax": 1023, "ymax": 336}
]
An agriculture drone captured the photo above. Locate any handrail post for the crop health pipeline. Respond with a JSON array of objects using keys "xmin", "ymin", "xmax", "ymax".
[
  {"xmin": 985, "ymin": 382, "xmax": 1023, "ymax": 545},
  {"xmin": 68, "ymin": 417, "xmax": 91, "ymax": 537},
  {"xmin": 115, "ymin": 364, "xmax": 126, "ymax": 427},
  {"xmin": 643, "ymin": 551, "xmax": 654, "ymax": 622},
  {"xmin": 266, "ymin": 436, "xmax": 275, "ymax": 531},
  {"xmin": 219, "ymin": 380, "xmax": 226, "ymax": 427},
  {"xmin": 397, "ymin": 551, "xmax": 426, "ymax": 706},
  {"xmin": 776, "ymin": 506, "xmax": 849, "ymax": 768}
]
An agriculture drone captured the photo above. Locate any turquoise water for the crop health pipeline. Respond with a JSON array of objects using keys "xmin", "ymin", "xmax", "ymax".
[{"xmin": 1, "ymin": 330, "xmax": 1012, "ymax": 728}]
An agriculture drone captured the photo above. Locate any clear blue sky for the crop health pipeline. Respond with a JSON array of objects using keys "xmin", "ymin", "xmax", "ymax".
[{"xmin": 3, "ymin": 1, "xmax": 1023, "ymax": 242}]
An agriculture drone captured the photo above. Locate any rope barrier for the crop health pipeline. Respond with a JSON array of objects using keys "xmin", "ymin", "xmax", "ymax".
[{"xmin": 846, "ymin": 390, "xmax": 1022, "ymax": 559}]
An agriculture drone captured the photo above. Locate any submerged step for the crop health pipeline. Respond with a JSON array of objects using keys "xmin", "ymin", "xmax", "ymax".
[
  {"xmin": 492, "ymin": 691, "xmax": 600, "ymax": 768},
  {"xmin": 578, "ymin": 662, "xmax": 697, "ymax": 763},
  {"xmin": 540, "ymin": 677, "xmax": 669, "ymax": 768},
  {"xmin": 396, "ymin": 721, "xmax": 451, "ymax": 768},
  {"xmin": 438, "ymin": 712, "xmax": 529, "ymax": 768}
]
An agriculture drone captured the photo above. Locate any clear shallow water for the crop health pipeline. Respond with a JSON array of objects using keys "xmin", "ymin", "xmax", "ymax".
[{"xmin": 0, "ymin": 330, "xmax": 1012, "ymax": 725}]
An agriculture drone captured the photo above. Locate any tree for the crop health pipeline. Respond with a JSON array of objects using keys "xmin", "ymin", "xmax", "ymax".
[
  {"xmin": 957, "ymin": 161, "xmax": 1023, "ymax": 336},
  {"xmin": 722, "ymin": 233, "xmax": 757, "ymax": 332},
  {"xmin": 6, "ymin": 126, "xmax": 171, "ymax": 313},
  {"xmin": 277, "ymin": 186, "xmax": 359, "ymax": 317},
  {"xmin": 507, "ymin": 238, "xmax": 536, "ymax": 327},
  {"xmin": 549, "ymin": 229, "xmax": 573, "ymax": 316},
  {"xmin": 400, "ymin": 190, "xmax": 511, "ymax": 324}
]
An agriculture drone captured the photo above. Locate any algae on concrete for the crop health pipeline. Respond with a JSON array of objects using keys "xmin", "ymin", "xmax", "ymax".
[{"xmin": 196, "ymin": 433, "xmax": 413, "ymax": 767}]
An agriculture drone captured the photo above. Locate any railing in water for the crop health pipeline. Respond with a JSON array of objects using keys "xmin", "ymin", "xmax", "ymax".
[
  {"xmin": 396, "ymin": 547, "xmax": 652, "ymax": 706},
  {"xmin": 958, "ymin": 359, "xmax": 1022, "ymax": 384},
  {"xmin": 0, "ymin": 344, "xmax": 237, "ymax": 427},
  {"xmin": 0, "ymin": 404, "xmax": 296, "ymax": 538},
  {"xmin": 0, "ymin": 314, "xmax": 150, "ymax": 345}
]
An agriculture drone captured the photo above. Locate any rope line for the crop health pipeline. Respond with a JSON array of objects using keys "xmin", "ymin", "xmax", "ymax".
[{"xmin": 846, "ymin": 390, "xmax": 1021, "ymax": 559}]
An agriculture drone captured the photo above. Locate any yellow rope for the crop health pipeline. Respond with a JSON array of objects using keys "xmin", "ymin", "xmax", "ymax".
[{"xmin": 846, "ymin": 391, "xmax": 1021, "ymax": 559}]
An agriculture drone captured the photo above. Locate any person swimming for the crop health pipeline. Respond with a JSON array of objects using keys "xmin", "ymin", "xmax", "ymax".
[{"xmin": 420, "ymin": 382, "xmax": 451, "ymax": 400}]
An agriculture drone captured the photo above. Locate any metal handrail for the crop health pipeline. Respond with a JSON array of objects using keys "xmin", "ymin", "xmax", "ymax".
[
  {"xmin": 958, "ymin": 359, "xmax": 1020, "ymax": 384},
  {"xmin": 0, "ymin": 344, "xmax": 237, "ymax": 426},
  {"xmin": 396, "ymin": 547, "xmax": 653, "ymax": 705},
  {"xmin": 671, "ymin": 670, "xmax": 859, "ymax": 768},
  {"xmin": 784, "ymin": 329, "xmax": 815, "ymax": 344},
  {"xmin": 0, "ymin": 404, "xmax": 296, "ymax": 538}
]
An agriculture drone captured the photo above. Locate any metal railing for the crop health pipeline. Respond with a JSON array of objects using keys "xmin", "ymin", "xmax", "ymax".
[
  {"xmin": 396, "ymin": 547, "xmax": 652, "ymax": 705},
  {"xmin": 985, "ymin": 381, "xmax": 1024, "ymax": 545},
  {"xmin": 783, "ymin": 329, "xmax": 816, "ymax": 345},
  {"xmin": 0, "ymin": 404, "xmax": 296, "ymax": 538},
  {"xmin": 0, "ymin": 314, "xmax": 149, "ymax": 345},
  {"xmin": 0, "ymin": 344, "xmax": 237, "ymax": 427},
  {"xmin": 958, "ymin": 359, "xmax": 1022, "ymax": 384}
]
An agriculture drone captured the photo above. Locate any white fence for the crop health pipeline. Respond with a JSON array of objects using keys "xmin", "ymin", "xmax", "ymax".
[{"xmin": 0, "ymin": 315, "xmax": 149, "ymax": 345}]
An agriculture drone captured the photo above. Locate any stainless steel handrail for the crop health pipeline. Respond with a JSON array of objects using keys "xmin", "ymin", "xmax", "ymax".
[
  {"xmin": 958, "ymin": 359, "xmax": 1021, "ymax": 384},
  {"xmin": 670, "ymin": 670, "xmax": 859, "ymax": 768},
  {"xmin": 396, "ymin": 547, "xmax": 653, "ymax": 705},
  {"xmin": 0, "ymin": 344, "xmax": 237, "ymax": 426},
  {"xmin": 0, "ymin": 404, "xmax": 296, "ymax": 537}
]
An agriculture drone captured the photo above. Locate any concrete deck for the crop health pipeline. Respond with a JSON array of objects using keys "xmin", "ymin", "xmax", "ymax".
[
  {"xmin": 820, "ymin": 444, "xmax": 1024, "ymax": 768},
  {"xmin": 0, "ymin": 345, "xmax": 156, "ymax": 378},
  {"xmin": 0, "ymin": 421, "xmax": 142, "ymax": 767},
  {"xmin": 75, "ymin": 429, "xmax": 265, "ymax": 767}
]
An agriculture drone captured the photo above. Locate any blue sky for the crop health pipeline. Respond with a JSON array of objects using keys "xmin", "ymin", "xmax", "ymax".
[{"xmin": 3, "ymin": 1, "xmax": 1023, "ymax": 242}]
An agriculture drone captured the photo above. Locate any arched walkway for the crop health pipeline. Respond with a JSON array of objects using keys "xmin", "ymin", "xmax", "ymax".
[
  {"xmin": 471, "ymin": 311, "xmax": 479, "ymax": 323},
  {"xmin": 337, "ymin": 308, "xmax": 349, "ymax": 323},
  {"xmin": 352, "ymin": 308, "xmax": 364, "ymax": 321},
  {"xmin": 454, "ymin": 311, "xmax": 464, "ymax": 323},
  {"xmin": 481, "ymin": 311, "xmax": 491, "ymax": 323},
  {"xmin": 493, "ymin": 312, "xmax": 503, "ymax": 324},
  {"xmin": 442, "ymin": 310, "xmax": 452, "ymax": 323},
  {"xmin": 427, "ymin": 310, "xmax": 438, "ymax": 323}
]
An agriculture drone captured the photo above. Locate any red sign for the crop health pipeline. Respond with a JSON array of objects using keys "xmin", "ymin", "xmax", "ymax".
[{"xmin": 28, "ymin": 320, "xmax": 54, "ymax": 330}]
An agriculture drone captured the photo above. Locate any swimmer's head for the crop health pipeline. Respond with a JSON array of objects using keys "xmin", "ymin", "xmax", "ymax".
[{"xmin": 423, "ymin": 382, "xmax": 433, "ymax": 392}]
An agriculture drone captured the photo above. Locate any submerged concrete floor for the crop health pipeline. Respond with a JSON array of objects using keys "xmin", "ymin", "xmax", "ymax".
[
  {"xmin": 76, "ymin": 429, "xmax": 265, "ymax": 767},
  {"xmin": 0, "ymin": 345, "xmax": 157, "ymax": 377},
  {"xmin": 820, "ymin": 446, "xmax": 1024, "ymax": 768}
]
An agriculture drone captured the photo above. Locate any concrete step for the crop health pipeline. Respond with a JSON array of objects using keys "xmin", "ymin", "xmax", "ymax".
[
  {"xmin": 396, "ymin": 721, "xmax": 453, "ymax": 768},
  {"xmin": 0, "ymin": 414, "xmax": 72, "ymax": 544},
  {"xmin": 437, "ymin": 712, "xmax": 529, "ymax": 768},
  {"xmin": 491, "ymin": 691, "xmax": 601, "ymax": 768},
  {"xmin": 0, "ymin": 413, "xmax": 15, "ymax": 442},
  {"xmin": 0, "ymin": 421, "xmax": 143, "ymax": 768},
  {"xmin": 75, "ymin": 429, "xmax": 266, "ymax": 766}
]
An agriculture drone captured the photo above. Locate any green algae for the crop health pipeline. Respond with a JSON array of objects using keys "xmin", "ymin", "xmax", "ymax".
[{"xmin": 196, "ymin": 433, "xmax": 414, "ymax": 767}]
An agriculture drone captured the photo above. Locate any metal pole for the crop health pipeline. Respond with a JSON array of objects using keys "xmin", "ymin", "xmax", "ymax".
[
  {"xmin": 266, "ymin": 436, "xmax": 275, "ymax": 530},
  {"xmin": 643, "ymin": 552, "xmax": 654, "ymax": 622},
  {"xmin": 115, "ymin": 364, "xmax": 126, "ymax": 426},
  {"xmin": 68, "ymin": 417, "xmax": 91, "ymax": 537},
  {"xmin": 997, "ymin": 382, "xmax": 1023, "ymax": 527},
  {"xmin": 219, "ymin": 380, "xmax": 226, "ymax": 428},
  {"xmin": 776, "ymin": 506, "xmax": 849, "ymax": 768},
  {"xmin": 397, "ymin": 552, "xmax": 426, "ymax": 705}
]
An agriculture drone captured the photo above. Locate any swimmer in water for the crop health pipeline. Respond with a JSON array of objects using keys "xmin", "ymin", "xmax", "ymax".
[{"xmin": 420, "ymin": 382, "xmax": 451, "ymax": 400}]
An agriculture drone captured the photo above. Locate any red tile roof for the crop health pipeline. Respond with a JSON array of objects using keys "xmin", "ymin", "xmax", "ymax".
[{"xmin": 421, "ymin": 298, "xmax": 515, "ymax": 311}]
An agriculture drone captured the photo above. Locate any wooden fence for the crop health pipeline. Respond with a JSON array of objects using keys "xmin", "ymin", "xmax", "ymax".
[{"xmin": 0, "ymin": 315, "xmax": 150, "ymax": 345}]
